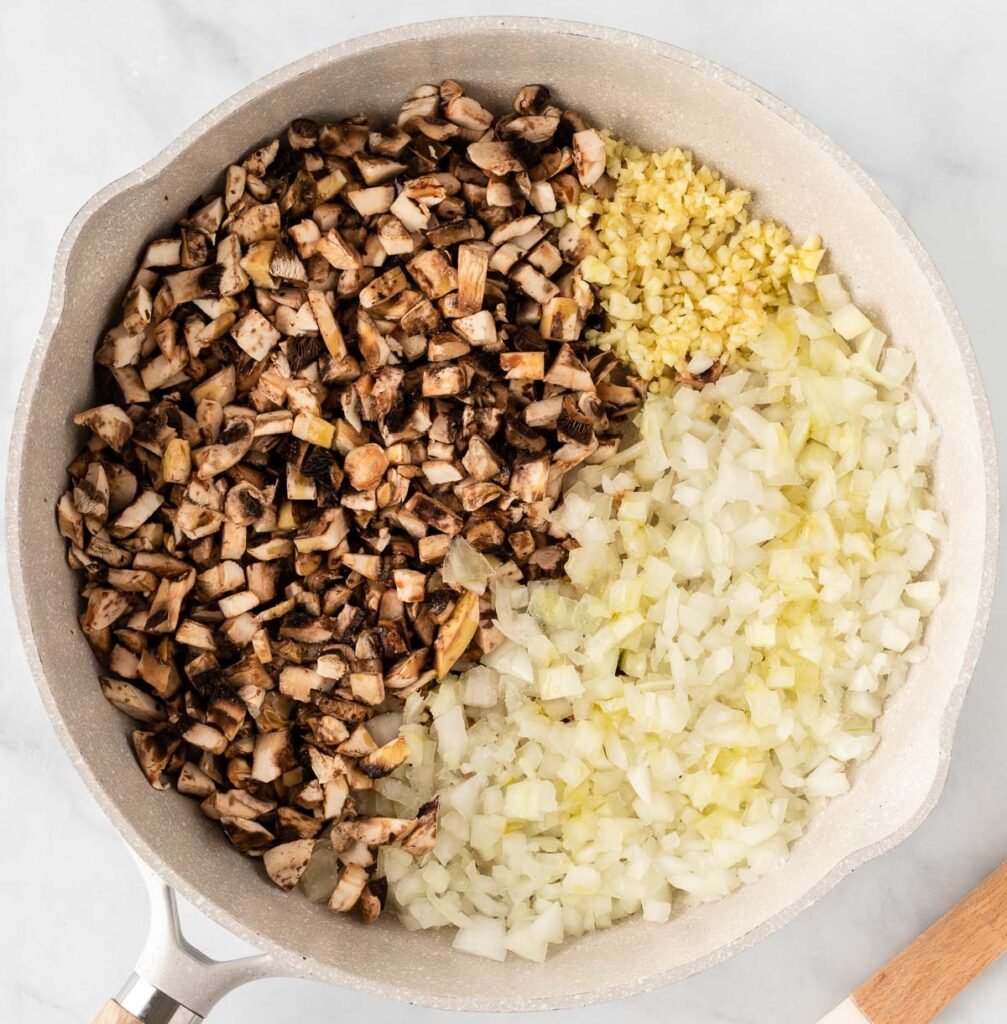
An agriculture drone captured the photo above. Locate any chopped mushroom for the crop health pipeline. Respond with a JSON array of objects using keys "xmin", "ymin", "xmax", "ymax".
[
  {"xmin": 572, "ymin": 128, "xmax": 607, "ymax": 187},
  {"xmin": 73, "ymin": 405, "xmax": 133, "ymax": 452},
  {"xmin": 263, "ymin": 839, "xmax": 315, "ymax": 890},
  {"xmin": 100, "ymin": 676, "xmax": 165, "ymax": 722},
  {"xmin": 328, "ymin": 863, "xmax": 369, "ymax": 912},
  {"xmin": 59, "ymin": 78, "xmax": 639, "ymax": 914},
  {"xmin": 399, "ymin": 799, "xmax": 439, "ymax": 855}
]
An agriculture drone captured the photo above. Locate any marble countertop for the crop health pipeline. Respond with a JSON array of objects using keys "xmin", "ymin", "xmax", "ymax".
[{"xmin": 2, "ymin": 1, "xmax": 1005, "ymax": 1021}]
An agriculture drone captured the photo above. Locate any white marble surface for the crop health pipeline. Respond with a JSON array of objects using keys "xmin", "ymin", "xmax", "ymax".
[{"xmin": 1, "ymin": 1, "xmax": 1005, "ymax": 1021}]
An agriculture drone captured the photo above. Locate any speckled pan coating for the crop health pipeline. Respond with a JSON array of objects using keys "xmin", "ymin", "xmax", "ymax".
[{"xmin": 6, "ymin": 17, "xmax": 999, "ymax": 1012}]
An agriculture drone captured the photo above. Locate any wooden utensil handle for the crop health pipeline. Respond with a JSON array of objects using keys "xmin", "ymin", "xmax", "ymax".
[
  {"xmin": 92, "ymin": 1001, "xmax": 142, "ymax": 1024},
  {"xmin": 852, "ymin": 859, "xmax": 1007, "ymax": 1024}
]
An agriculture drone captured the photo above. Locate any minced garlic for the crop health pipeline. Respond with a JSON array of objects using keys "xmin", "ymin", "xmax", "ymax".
[{"xmin": 563, "ymin": 134, "xmax": 825, "ymax": 379}]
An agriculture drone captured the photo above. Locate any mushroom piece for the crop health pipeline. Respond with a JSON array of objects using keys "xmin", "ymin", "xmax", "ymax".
[
  {"xmin": 407, "ymin": 249, "xmax": 457, "ymax": 299},
  {"xmin": 398, "ymin": 798, "xmax": 439, "ymax": 855},
  {"xmin": 99, "ymin": 676, "xmax": 165, "ymax": 722},
  {"xmin": 359, "ymin": 735, "xmax": 411, "ymax": 779},
  {"xmin": 161, "ymin": 439, "xmax": 192, "ymax": 484},
  {"xmin": 500, "ymin": 351, "xmax": 545, "ymax": 381},
  {"xmin": 181, "ymin": 721, "xmax": 228, "ymax": 755},
  {"xmin": 393, "ymin": 569, "xmax": 426, "ymax": 603},
  {"xmin": 57, "ymin": 491, "xmax": 85, "ymax": 547},
  {"xmin": 109, "ymin": 491, "xmax": 164, "ymax": 538},
  {"xmin": 509, "ymin": 455, "xmax": 551, "ymax": 502},
  {"xmin": 202, "ymin": 789, "xmax": 277, "ymax": 822},
  {"xmin": 422, "ymin": 363, "xmax": 466, "ymax": 397},
  {"xmin": 231, "ymin": 309, "xmax": 281, "ymax": 361},
  {"xmin": 177, "ymin": 762, "xmax": 218, "ymax": 798},
  {"xmin": 433, "ymin": 590, "xmax": 480, "ymax": 678},
  {"xmin": 81, "ymin": 587, "xmax": 132, "ymax": 633},
  {"xmin": 452, "ymin": 310, "xmax": 497, "ymax": 347},
  {"xmin": 358, "ymin": 884, "xmax": 383, "ymax": 924},
  {"xmin": 349, "ymin": 671, "xmax": 385, "ymax": 706},
  {"xmin": 230, "ymin": 202, "xmax": 281, "ymax": 244},
  {"xmin": 346, "ymin": 186, "xmax": 396, "ymax": 217},
  {"xmin": 338, "ymin": 816, "xmax": 415, "ymax": 846},
  {"xmin": 143, "ymin": 238, "xmax": 183, "ymax": 268},
  {"xmin": 74, "ymin": 462, "xmax": 110, "ymax": 522},
  {"xmin": 73, "ymin": 405, "xmax": 134, "ymax": 453},
  {"xmin": 572, "ymin": 128, "xmax": 607, "ymax": 187},
  {"xmin": 544, "ymin": 344, "xmax": 595, "ymax": 391},
  {"xmin": 490, "ymin": 214, "xmax": 542, "ymax": 246},
  {"xmin": 263, "ymin": 839, "xmax": 315, "ymax": 890},
  {"xmin": 193, "ymin": 415, "xmax": 254, "ymax": 480},
  {"xmin": 132, "ymin": 730, "xmax": 177, "ymax": 791},
  {"xmin": 344, "ymin": 444, "xmax": 388, "ymax": 491},
  {"xmin": 445, "ymin": 94, "xmax": 494, "ymax": 131},
  {"xmin": 221, "ymin": 816, "xmax": 275, "ymax": 855},
  {"xmin": 277, "ymin": 806, "xmax": 323, "ymax": 841},
  {"xmin": 540, "ymin": 296, "xmax": 583, "ymax": 341},
  {"xmin": 359, "ymin": 266, "xmax": 409, "ymax": 309},
  {"xmin": 466, "ymin": 141, "xmax": 525, "ymax": 176},
  {"xmin": 328, "ymin": 863, "xmax": 369, "ymax": 912}
]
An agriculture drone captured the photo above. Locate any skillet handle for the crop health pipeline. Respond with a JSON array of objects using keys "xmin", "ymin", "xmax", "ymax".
[
  {"xmin": 92, "ymin": 1002, "xmax": 142, "ymax": 1024},
  {"xmin": 88, "ymin": 854, "xmax": 280, "ymax": 1022},
  {"xmin": 90, "ymin": 975, "xmax": 202, "ymax": 1023},
  {"xmin": 849, "ymin": 858, "xmax": 1007, "ymax": 1023}
]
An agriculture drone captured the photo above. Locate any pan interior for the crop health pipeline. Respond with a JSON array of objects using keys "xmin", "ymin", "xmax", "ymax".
[{"xmin": 11, "ymin": 20, "xmax": 993, "ymax": 1010}]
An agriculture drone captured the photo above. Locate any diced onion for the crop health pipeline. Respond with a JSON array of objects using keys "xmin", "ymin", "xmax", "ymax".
[{"xmin": 381, "ymin": 196, "xmax": 938, "ymax": 963}]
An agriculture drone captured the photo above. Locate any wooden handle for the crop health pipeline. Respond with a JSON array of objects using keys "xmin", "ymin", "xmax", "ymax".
[
  {"xmin": 852, "ymin": 859, "xmax": 1007, "ymax": 1024},
  {"xmin": 91, "ymin": 1001, "xmax": 142, "ymax": 1024}
]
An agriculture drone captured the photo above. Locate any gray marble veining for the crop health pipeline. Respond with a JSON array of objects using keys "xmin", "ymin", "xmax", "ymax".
[{"xmin": 1, "ymin": 1, "xmax": 1005, "ymax": 1022}]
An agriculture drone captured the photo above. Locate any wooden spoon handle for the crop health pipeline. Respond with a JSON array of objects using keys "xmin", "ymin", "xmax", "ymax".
[
  {"xmin": 851, "ymin": 859, "xmax": 1007, "ymax": 1024},
  {"xmin": 91, "ymin": 1002, "xmax": 142, "ymax": 1024}
]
